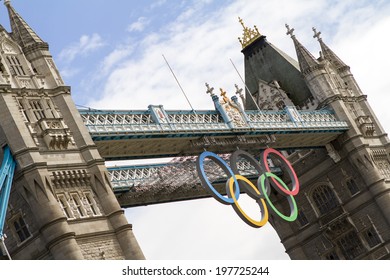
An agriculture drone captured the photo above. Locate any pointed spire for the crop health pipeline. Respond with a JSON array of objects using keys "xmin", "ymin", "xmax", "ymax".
[
  {"xmin": 312, "ymin": 27, "xmax": 348, "ymax": 71},
  {"xmin": 285, "ymin": 24, "xmax": 320, "ymax": 75},
  {"xmin": 4, "ymin": 0, "xmax": 48, "ymax": 51}
]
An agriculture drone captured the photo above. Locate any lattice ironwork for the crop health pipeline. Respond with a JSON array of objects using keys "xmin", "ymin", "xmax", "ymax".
[
  {"xmin": 299, "ymin": 110, "xmax": 338, "ymax": 122},
  {"xmin": 108, "ymin": 155, "xmax": 277, "ymax": 194},
  {"xmin": 246, "ymin": 111, "xmax": 290, "ymax": 123},
  {"xmin": 79, "ymin": 108, "xmax": 349, "ymax": 139},
  {"xmin": 167, "ymin": 111, "xmax": 223, "ymax": 124},
  {"xmin": 0, "ymin": 146, "xmax": 16, "ymax": 239},
  {"xmin": 80, "ymin": 111, "xmax": 153, "ymax": 126}
]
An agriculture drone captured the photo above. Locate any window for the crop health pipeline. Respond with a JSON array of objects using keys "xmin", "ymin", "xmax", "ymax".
[
  {"xmin": 57, "ymin": 194, "xmax": 73, "ymax": 219},
  {"xmin": 17, "ymin": 97, "xmax": 58, "ymax": 123},
  {"xmin": 297, "ymin": 209, "xmax": 309, "ymax": 227},
  {"xmin": 337, "ymin": 231, "xmax": 365, "ymax": 259},
  {"xmin": 17, "ymin": 99, "xmax": 30, "ymax": 122},
  {"xmin": 0, "ymin": 62, "xmax": 6, "ymax": 73},
  {"xmin": 6, "ymin": 55, "xmax": 26, "ymax": 76},
  {"xmin": 346, "ymin": 179, "xmax": 359, "ymax": 195},
  {"xmin": 325, "ymin": 251, "xmax": 339, "ymax": 260},
  {"xmin": 84, "ymin": 192, "xmax": 100, "ymax": 216},
  {"xmin": 13, "ymin": 216, "xmax": 31, "ymax": 243},
  {"xmin": 29, "ymin": 100, "xmax": 46, "ymax": 120},
  {"xmin": 71, "ymin": 193, "xmax": 85, "ymax": 218},
  {"xmin": 364, "ymin": 227, "xmax": 381, "ymax": 248},
  {"xmin": 312, "ymin": 185, "xmax": 339, "ymax": 215}
]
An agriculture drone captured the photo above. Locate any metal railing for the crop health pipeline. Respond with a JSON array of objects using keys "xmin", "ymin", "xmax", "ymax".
[{"xmin": 79, "ymin": 107, "xmax": 349, "ymax": 140}]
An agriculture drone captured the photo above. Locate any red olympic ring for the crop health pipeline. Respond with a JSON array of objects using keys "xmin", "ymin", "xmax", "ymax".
[{"xmin": 261, "ymin": 148, "xmax": 299, "ymax": 196}]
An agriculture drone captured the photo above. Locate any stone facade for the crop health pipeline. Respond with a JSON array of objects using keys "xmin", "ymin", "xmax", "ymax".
[
  {"xmin": 242, "ymin": 23, "xmax": 390, "ymax": 259},
  {"xmin": 0, "ymin": 2, "xmax": 144, "ymax": 259}
]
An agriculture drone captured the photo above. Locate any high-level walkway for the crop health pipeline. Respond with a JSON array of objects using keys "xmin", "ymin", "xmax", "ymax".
[{"xmin": 79, "ymin": 105, "xmax": 348, "ymax": 160}]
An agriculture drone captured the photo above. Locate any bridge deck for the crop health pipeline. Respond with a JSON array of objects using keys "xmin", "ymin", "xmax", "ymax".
[{"xmin": 80, "ymin": 107, "xmax": 348, "ymax": 159}]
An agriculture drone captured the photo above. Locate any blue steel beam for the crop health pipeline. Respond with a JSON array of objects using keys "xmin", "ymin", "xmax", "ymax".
[{"xmin": 0, "ymin": 146, "xmax": 16, "ymax": 239}]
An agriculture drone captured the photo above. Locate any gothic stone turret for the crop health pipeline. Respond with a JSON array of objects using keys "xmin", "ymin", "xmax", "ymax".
[
  {"xmin": 241, "ymin": 20, "xmax": 390, "ymax": 260},
  {"xmin": 0, "ymin": 1, "xmax": 144, "ymax": 259}
]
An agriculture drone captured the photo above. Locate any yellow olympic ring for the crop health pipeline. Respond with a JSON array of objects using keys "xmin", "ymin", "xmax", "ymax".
[{"xmin": 227, "ymin": 175, "xmax": 269, "ymax": 228}]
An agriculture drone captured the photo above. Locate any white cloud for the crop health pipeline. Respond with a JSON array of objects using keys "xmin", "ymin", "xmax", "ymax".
[
  {"xmin": 127, "ymin": 17, "xmax": 150, "ymax": 33},
  {"xmin": 58, "ymin": 67, "xmax": 81, "ymax": 80},
  {"xmin": 150, "ymin": 0, "xmax": 167, "ymax": 9},
  {"xmin": 100, "ymin": 45, "xmax": 134, "ymax": 76},
  {"xmin": 58, "ymin": 33, "xmax": 105, "ymax": 63},
  {"xmin": 82, "ymin": 0, "xmax": 390, "ymax": 260}
]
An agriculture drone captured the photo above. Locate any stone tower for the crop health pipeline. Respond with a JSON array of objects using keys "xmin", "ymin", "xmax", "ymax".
[
  {"xmin": 240, "ymin": 20, "xmax": 390, "ymax": 259},
  {"xmin": 0, "ymin": 1, "xmax": 144, "ymax": 259}
]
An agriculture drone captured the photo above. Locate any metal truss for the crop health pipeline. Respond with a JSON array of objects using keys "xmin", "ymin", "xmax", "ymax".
[
  {"xmin": 0, "ymin": 146, "xmax": 16, "ymax": 239},
  {"xmin": 79, "ymin": 108, "xmax": 349, "ymax": 140},
  {"xmin": 0, "ymin": 146, "xmax": 16, "ymax": 259},
  {"xmin": 108, "ymin": 155, "xmax": 281, "ymax": 207}
]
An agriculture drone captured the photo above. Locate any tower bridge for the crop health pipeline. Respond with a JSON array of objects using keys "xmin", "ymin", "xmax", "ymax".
[{"xmin": 1, "ymin": 1, "xmax": 390, "ymax": 260}]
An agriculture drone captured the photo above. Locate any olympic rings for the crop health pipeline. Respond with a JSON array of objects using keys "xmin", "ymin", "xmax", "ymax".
[{"xmin": 195, "ymin": 148, "xmax": 300, "ymax": 228}]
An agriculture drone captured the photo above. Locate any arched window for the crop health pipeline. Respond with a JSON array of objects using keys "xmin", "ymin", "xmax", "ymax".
[
  {"xmin": 312, "ymin": 185, "xmax": 339, "ymax": 215},
  {"xmin": 346, "ymin": 179, "xmax": 359, "ymax": 195}
]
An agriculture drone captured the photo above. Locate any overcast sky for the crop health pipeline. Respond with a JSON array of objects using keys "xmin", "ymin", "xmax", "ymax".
[{"xmin": 3, "ymin": 0, "xmax": 390, "ymax": 259}]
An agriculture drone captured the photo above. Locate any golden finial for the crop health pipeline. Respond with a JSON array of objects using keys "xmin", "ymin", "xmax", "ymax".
[
  {"xmin": 238, "ymin": 17, "xmax": 261, "ymax": 49},
  {"xmin": 220, "ymin": 88, "xmax": 230, "ymax": 104}
]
